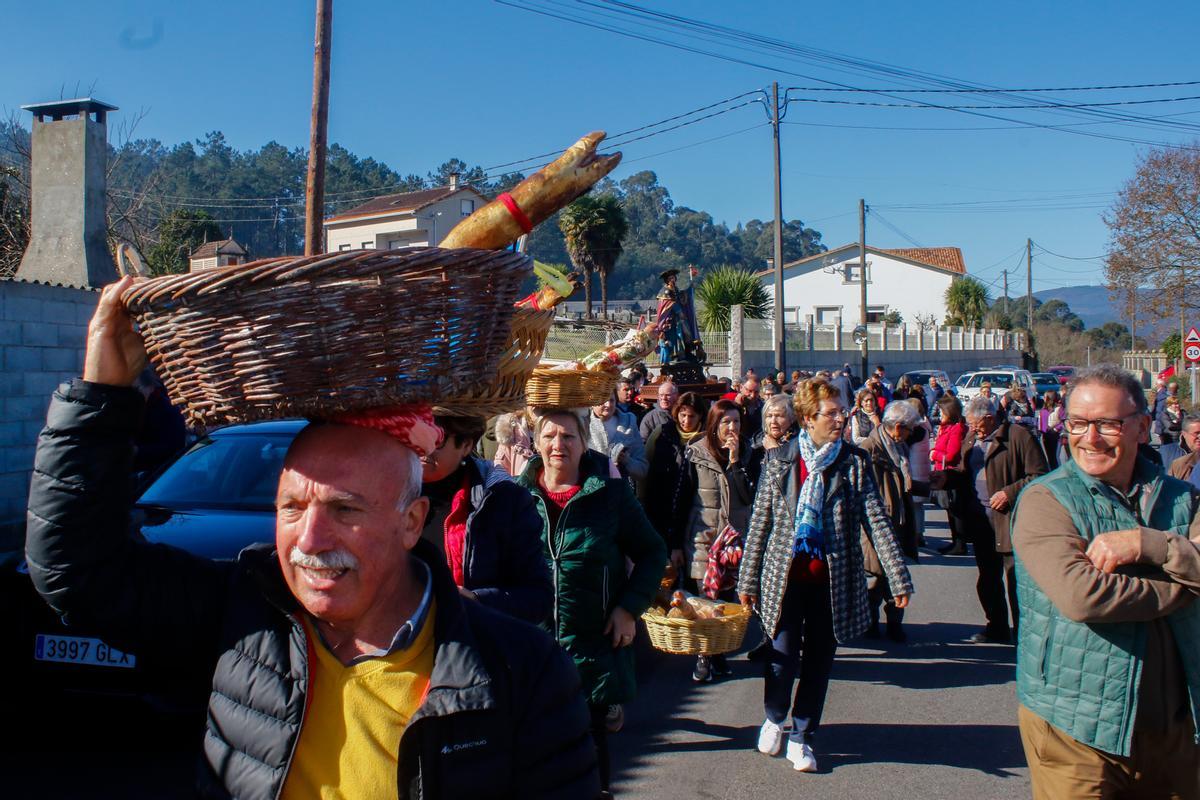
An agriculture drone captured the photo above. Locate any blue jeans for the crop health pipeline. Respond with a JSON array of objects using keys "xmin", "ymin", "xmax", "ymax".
[{"xmin": 763, "ymin": 570, "xmax": 837, "ymax": 744}]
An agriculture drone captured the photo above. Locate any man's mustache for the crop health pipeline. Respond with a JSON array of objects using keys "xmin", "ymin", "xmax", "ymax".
[{"xmin": 288, "ymin": 547, "xmax": 358, "ymax": 571}]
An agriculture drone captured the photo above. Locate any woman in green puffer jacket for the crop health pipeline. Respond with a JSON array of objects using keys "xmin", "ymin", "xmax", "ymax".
[{"xmin": 516, "ymin": 408, "xmax": 667, "ymax": 796}]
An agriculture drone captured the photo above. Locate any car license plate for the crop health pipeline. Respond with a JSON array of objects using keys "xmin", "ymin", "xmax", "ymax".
[{"xmin": 34, "ymin": 634, "xmax": 136, "ymax": 669}]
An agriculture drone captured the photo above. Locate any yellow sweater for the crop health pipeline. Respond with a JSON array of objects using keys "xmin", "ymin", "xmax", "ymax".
[{"xmin": 281, "ymin": 603, "xmax": 436, "ymax": 800}]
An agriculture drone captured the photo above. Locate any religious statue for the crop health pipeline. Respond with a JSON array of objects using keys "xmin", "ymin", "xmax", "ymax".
[{"xmin": 654, "ymin": 266, "xmax": 701, "ymax": 366}]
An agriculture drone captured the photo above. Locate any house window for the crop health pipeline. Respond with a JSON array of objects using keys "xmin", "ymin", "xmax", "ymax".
[
  {"xmin": 338, "ymin": 244, "xmax": 351, "ymax": 251},
  {"xmin": 361, "ymin": 241, "xmax": 373, "ymax": 249},
  {"xmin": 843, "ymin": 261, "xmax": 871, "ymax": 283},
  {"xmin": 388, "ymin": 240, "xmax": 404, "ymax": 250},
  {"xmin": 866, "ymin": 305, "xmax": 889, "ymax": 323},
  {"xmin": 815, "ymin": 306, "xmax": 842, "ymax": 325},
  {"xmin": 461, "ymin": 199, "xmax": 475, "ymax": 217}
]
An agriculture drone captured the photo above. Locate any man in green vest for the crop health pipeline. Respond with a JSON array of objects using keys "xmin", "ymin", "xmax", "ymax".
[{"xmin": 1012, "ymin": 365, "xmax": 1200, "ymax": 798}]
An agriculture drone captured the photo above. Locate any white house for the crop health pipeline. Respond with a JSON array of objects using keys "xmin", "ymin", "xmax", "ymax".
[
  {"xmin": 758, "ymin": 244, "xmax": 965, "ymax": 327},
  {"xmin": 188, "ymin": 237, "xmax": 248, "ymax": 271},
  {"xmin": 322, "ymin": 176, "xmax": 488, "ymax": 252}
]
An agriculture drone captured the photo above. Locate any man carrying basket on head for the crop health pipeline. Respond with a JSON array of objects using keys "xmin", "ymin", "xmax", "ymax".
[{"xmin": 25, "ymin": 277, "xmax": 600, "ymax": 799}]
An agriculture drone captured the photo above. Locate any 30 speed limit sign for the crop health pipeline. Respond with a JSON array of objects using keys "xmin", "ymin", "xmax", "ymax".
[{"xmin": 1186, "ymin": 327, "xmax": 1200, "ymax": 363}]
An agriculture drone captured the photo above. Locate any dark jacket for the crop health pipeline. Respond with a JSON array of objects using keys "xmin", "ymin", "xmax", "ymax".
[
  {"xmin": 638, "ymin": 406, "xmax": 672, "ymax": 441},
  {"xmin": 517, "ymin": 451, "xmax": 667, "ymax": 707},
  {"xmin": 26, "ymin": 381, "xmax": 599, "ymax": 800},
  {"xmin": 860, "ymin": 428, "xmax": 919, "ymax": 560},
  {"xmin": 959, "ymin": 420, "xmax": 1048, "ymax": 553},
  {"xmin": 642, "ymin": 423, "xmax": 697, "ymax": 551},
  {"xmin": 430, "ymin": 457, "xmax": 553, "ymax": 624}
]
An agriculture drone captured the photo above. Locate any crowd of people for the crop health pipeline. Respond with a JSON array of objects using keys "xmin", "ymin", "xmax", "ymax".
[{"xmin": 22, "ymin": 282, "xmax": 1200, "ymax": 798}]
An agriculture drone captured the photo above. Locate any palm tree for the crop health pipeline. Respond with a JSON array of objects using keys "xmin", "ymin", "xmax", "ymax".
[
  {"xmin": 694, "ymin": 265, "xmax": 770, "ymax": 332},
  {"xmin": 944, "ymin": 276, "xmax": 990, "ymax": 327},
  {"xmin": 558, "ymin": 195, "xmax": 628, "ymax": 318}
]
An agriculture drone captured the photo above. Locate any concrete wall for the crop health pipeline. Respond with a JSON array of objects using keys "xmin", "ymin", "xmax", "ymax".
[{"xmin": 0, "ymin": 279, "xmax": 98, "ymax": 553}]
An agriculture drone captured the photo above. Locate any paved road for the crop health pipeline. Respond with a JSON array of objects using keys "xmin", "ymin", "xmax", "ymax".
[
  {"xmin": 610, "ymin": 506, "xmax": 1031, "ymax": 800},
  {"xmin": 1, "ymin": 509, "xmax": 1030, "ymax": 799}
]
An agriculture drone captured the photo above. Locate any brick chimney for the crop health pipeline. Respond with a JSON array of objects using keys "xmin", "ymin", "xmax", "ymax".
[{"xmin": 16, "ymin": 98, "xmax": 119, "ymax": 288}]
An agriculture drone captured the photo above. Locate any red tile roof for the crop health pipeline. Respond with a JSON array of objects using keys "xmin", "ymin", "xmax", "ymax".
[
  {"xmin": 324, "ymin": 185, "xmax": 487, "ymax": 223},
  {"xmin": 763, "ymin": 244, "xmax": 967, "ymax": 277},
  {"xmin": 880, "ymin": 247, "xmax": 965, "ymax": 274}
]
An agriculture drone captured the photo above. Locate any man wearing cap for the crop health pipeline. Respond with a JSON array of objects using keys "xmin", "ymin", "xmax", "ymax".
[{"xmin": 25, "ymin": 278, "xmax": 599, "ymax": 799}]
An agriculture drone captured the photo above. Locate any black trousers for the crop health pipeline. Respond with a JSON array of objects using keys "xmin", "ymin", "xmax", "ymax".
[
  {"xmin": 589, "ymin": 704, "xmax": 611, "ymax": 791},
  {"xmin": 763, "ymin": 570, "xmax": 837, "ymax": 744},
  {"xmin": 953, "ymin": 508, "xmax": 1012, "ymax": 635}
]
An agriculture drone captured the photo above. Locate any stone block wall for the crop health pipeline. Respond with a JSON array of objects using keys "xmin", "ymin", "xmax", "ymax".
[{"xmin": 0, "ymin": 279, "xmax": 98, "ymax": 553}]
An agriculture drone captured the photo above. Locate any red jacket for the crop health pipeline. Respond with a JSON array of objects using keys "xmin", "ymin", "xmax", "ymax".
[{"xmin": 931, "ymin": 420, "xmax": 967, "ymax": 469}]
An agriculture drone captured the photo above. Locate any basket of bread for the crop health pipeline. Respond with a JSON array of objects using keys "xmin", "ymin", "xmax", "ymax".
[
  {"xmin": 525, "ymin": 324, "xmax": 656, "ymax": 408},
  {"xmin": 642, "ymin": 587, "xmax": 751, "ymax": 656}
]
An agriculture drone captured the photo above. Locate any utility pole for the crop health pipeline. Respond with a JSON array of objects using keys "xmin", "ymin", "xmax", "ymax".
[
  {"xmin": 304, "ymin": 0, "xmax": 333, "ymax": 256},
  {"xmin": 1180, "ymin": 263, "xmax": 1186, "ymax": 377},
  {"xmin": 1002, "ymin": 268, "xmax": 1009, "ymax": 306},
  {"xmin": 859, "ymin": 198, "xmax": 868, "ymax": 381},
  {"xmin": 1026, "ymin": 238, "xmax": 1033, "ymax": 334},
  {"xmin": 771, "ymin": 81, "xmax": 786, "ymax": 376}
]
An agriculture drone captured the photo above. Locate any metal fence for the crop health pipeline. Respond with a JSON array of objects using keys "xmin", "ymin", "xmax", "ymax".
[{"xmin": 543, "ymin": 324, "xmax": 728, "ymax": 366}]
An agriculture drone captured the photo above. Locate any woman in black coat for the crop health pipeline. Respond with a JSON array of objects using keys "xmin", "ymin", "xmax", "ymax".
[{"xmin": 642, "ymin": 392, "xmax": 707, "ymax": 562}]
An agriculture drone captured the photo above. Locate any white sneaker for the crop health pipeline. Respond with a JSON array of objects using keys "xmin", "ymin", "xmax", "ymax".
[
  {"xmin": 756, "ymin": 719, "xmax": 785, "ymax": 755},
  {"xmin": 786, "ymin": 740, "xmax": 818, "ymax": 772}
]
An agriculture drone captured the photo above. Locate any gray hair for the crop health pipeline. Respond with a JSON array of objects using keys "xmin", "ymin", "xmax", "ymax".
[
  {"xmin": 530, "ymin": 407, "xmax": 591, "ymax": 446},
  {"xmin": 1065, "ymin": 364, "xmax": 1148, "ymax": 415},
  {"xmin": 397, "ymin": 449, "xmax": 423, "ymax": 510},
  {"xmin": 1182, "ymin": 412, "xmax": 1200, "ymax": 432},
  {"xmin": 763, "ymin": 393, "xmax": 796, "ymax": 423},
  {"xmin": 964, "ymin": 395, "xmax": 996, "ymax": 420},
  {"xmin": 882, "ymin": 400, "xmax": 922, "ymax": 430}
]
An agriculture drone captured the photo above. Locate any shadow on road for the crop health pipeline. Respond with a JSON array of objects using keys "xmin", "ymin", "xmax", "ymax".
[{"xmin": 821, "ymin": 721, "xmax": 1026, "ymax": 777}]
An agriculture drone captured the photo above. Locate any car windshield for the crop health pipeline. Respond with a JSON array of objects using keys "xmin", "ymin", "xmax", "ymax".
[
  {"xmin": 967, "ymin": 372, "xmax": 1015, "ymax": 388},
  {"xmin": 138, "ymin": 433, "xmax": 293, "ymax": 512},
  {"xmin": 903, "ymin": 373, "xmax": 932, "ymax": 386},
  {"xmin": 955, "ymin": 374, "xmax": 971, "ymax": 387}
]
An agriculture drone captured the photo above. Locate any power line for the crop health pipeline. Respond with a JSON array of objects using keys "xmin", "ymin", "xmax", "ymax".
[
  {"xmin": 497, "ymin": 0, "xmax": 1200, "ymax": 146},
  {"xmin": 784, "ymin": 80, "xmax": 1200, "ymax": 93},
  {"xmin": 1032, "ymin": 243, "xmax": 1108, "ymax": 261},
  {"xmin": 481, "ymin": 89, "xmax": 762, "ymax": 171},
  {"xmin": 867, "ymin": 208, "xmax": 924, "ymax": 247},
  {"xmin": 785, "ymin": 94, "xmax": 1200, "ymax": 110}
]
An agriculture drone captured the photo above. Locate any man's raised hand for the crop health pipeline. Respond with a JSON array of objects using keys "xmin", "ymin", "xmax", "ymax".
[{"xmin": 83, "ymin": 276, "xmax": 146, "ymax": 388}]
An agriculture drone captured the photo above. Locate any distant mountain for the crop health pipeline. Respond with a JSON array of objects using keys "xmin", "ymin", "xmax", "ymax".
[{"xmin": 1032, "ymin": 285, "xmax": 1171, "ymax": 338}]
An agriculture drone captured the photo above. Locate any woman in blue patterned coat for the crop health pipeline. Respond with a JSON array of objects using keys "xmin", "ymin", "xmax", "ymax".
[{"xmin": 738, "ymin": 377, "xmax": 914, "ymax": 775}]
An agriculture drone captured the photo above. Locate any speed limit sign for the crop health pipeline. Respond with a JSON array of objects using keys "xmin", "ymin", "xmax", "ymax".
[{"xmin": 1187, "ymin": 327, "xmax": 1200, "ymax": 363}]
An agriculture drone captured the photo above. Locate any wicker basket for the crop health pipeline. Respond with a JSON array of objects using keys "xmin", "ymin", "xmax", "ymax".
[
  {"xmin": 641, "ymin": 603, "xmax": 751, "ymax": 656},
  {"xmin": 524, "ymin": 365, "xmax": 619, "ymax": 409},
  {"xmin": 122, "ymin": 248, "xmax": 530, "ymax": 427},
  {"xmin": 434, "ymin": 306, "xmax": 555, "ymax": 417}
]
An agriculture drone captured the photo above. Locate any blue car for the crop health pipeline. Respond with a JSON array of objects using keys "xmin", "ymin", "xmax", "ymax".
[{"xmin": 7, "ymin": 420, "xmax": 303, "ymax": 714}]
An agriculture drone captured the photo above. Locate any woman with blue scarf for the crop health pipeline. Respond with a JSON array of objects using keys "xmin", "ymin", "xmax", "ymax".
[{"xmin": 738, "ymin": 377, "xmax": 914, "ymax": 775}]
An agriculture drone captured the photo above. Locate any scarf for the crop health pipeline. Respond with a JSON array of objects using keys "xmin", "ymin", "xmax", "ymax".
[
  {"xmin": 793, "ymin": 429, "xmax": 841, "ymax": 560},
  {"xmin": 326, "ymin": 405, "xmax": 444, "ymax": 458},
  {"xmin": 677, "ymin": 425, "xmax": 703, "ymax": 444},
  {"xmin": 880, "ymin": 429, "xmax": 912, "ymax": 489}
]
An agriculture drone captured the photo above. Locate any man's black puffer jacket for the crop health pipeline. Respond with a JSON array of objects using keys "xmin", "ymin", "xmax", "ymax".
[{"xmin": 25, "ymin": 380, "xmax": 599, "ymax": 800}]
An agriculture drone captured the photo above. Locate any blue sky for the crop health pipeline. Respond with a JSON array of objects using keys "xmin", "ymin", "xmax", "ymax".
[{"xmin": 4, "ymin": 0, "xmax": 1199, "ymax": 298}]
